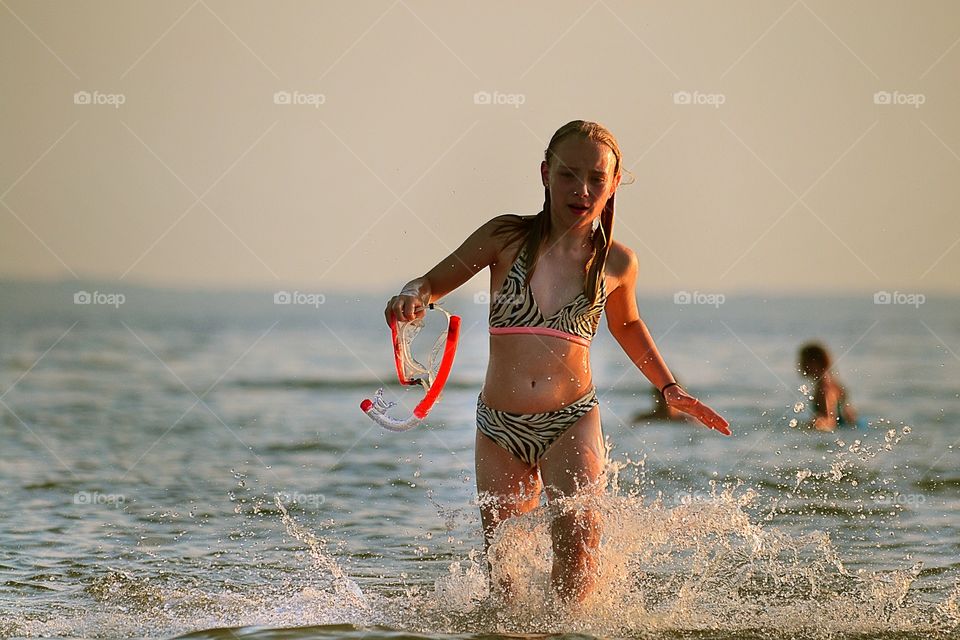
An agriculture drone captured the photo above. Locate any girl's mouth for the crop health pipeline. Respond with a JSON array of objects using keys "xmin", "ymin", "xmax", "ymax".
[{"xmin": 569, "ymin": 204, "xmax": 590, "ymax": 214}]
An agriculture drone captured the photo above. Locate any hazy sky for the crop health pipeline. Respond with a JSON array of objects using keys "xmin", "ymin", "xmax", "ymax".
[{"xmin": 2, "ymin": 1, "xmax": 958, "ymax": 295}]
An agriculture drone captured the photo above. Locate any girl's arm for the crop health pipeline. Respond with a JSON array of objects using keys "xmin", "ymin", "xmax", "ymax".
[
  {"xmin": 605, "ymin": 245, "xmax": 731, "ymax": 436},
  {"xmin": 385, "ymin": 215, "xmax": 508, "ymax": 324}
]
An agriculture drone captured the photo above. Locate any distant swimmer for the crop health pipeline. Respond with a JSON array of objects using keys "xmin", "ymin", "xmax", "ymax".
[{"xmin": 797, "ymin": 342, "xmax": 861, "ymax": 431}]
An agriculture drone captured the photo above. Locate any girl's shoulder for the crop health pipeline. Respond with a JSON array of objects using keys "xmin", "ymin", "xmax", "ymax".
[
  {"xmin": 485, "ymin": 213, "xmax": 533, "ymax": 265},
  {"xmin": 489, "ymin": 212, "xmax": 535, "ymax": 228},
  {"xmin": 488, "ymin": 212, "xmax": 533, "ymax": 242},
  {"xmin": 605, "ymin": 240, "xmax": 638, "ymax": 279}
]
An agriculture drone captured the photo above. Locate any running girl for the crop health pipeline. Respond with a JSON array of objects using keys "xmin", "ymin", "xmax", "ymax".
[{"xmin": 384, "ymin": 120, "xmax": 731, "ymax": 603}]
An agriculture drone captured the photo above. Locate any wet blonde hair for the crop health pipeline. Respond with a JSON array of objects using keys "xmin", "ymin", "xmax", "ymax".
[{"xmin": 492, "ymin": 120, "xmax": 622, "ymax": 305}]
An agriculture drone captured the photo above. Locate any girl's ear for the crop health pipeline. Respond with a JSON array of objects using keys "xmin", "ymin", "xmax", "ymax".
[{"xmin": 540, "ymin": 160, "xmax": 549, "ymax": 188}]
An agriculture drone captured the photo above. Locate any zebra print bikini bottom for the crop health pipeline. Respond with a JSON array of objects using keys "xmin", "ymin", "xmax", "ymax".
[{"xmin": 476, "ymin": 387, "xmax": 599, "ymax": 466}]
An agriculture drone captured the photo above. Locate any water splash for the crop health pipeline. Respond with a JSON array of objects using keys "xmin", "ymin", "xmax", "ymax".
[
  {"xmin": 273, "ymin": 494, "xmax": 368, "ymax": 611},
  {"xmin": 411, "ymin": 453, "xmax": 958, "ymax": 638}
]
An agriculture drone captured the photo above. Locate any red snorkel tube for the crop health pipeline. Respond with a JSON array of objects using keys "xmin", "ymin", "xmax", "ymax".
[{"xmin": 360, "ymin": 304, "xmax": 460, "ymax": 431}]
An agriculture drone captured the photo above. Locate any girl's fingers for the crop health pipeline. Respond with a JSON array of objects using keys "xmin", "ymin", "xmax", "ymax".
[
  {"xmin": 697, "ymin": 405, "xmax": 731, "ymax": 436},
  {"xmin": 673, "ymin": 396, "xmax": 732, "ymax": 436},
  {"xmin": 384, "ymin": 299, "xmax": 395, "ymax": 325},
  {"xmin": 383, "ymin": 295, "xmax": 426, "ymax": 325},
  {"xmin": 403, "ymin": 300, "xmax": 422, "ymax": 321},
  {"xmin": 385, "ymin": 297, "xmax": 403, "ymax": 325},
  {"xmin": 701, "ymin": 412, "xmax": 731, "ymax": 436}
]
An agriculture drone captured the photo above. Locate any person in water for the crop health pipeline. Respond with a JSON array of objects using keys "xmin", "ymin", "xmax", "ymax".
[
  {"xmin": 384, "ymin": 120, "xmax": 731, "ymax": 604},
  {"xmin": 797, "ymin": 341, "xmax": 859, "ymax": 431},
  {"xmin": 632, "ymin": 380, "xmax": 690, "ymax": 423}
]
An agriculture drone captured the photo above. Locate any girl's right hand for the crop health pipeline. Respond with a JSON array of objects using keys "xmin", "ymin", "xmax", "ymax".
[{"xmin": 384, "ymin": 293, "xmax": 426, "ymax": 326}]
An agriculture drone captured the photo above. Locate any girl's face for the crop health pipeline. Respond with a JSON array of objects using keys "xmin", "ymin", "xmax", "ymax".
[{"xmin": 541, "ymin": 136, "xmax": 620, "ymax": 226}]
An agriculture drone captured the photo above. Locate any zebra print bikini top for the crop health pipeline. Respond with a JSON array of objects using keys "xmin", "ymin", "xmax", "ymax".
[{"xmin": 488, "ymin": 243, "xmax": 607, "ymax": 347}]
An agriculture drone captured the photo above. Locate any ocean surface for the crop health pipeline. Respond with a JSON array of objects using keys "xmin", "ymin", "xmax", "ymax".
[{"xmin": 0, "ymin": 280, "xmax": 958, "ymax": 640}]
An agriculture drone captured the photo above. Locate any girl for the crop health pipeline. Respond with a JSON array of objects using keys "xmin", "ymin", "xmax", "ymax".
[{"xmin": 384, "ymin": 120, "xmax": 730, "ymax": 603}]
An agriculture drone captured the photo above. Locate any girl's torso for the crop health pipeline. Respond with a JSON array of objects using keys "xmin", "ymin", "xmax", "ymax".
[{"xmin": 481, "ymin": 230, "xmax": 617, "ymax": 413}]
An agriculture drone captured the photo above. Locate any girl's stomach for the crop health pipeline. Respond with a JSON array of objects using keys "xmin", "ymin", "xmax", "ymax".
[{"xmin": 481, "ymin": 334, "xmax": 594, "ymax": 413}]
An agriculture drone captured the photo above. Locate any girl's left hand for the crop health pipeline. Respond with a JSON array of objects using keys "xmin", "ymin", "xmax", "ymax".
[{"xmin": 664, "ymin": 385, "xmax": 732, "ymax": 436}]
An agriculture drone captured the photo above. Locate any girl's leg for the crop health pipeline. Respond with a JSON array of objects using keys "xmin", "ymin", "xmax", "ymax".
[
  {"xmin": 538, "ymin": 405, "xmax": 607, "ymax": 603},
  {"xmin": 475, "ymin": 429, "xmax": 542, "ymax": 596}
]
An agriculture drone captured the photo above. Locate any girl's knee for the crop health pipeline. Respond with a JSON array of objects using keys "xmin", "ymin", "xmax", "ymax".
[{"xmin": 551, "ymin": 508, "xmax": 602, "ymax": 553}]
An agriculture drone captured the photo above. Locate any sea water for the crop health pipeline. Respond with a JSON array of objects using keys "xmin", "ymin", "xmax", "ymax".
[{"xmin": 0, "ymin": 281, "xmax": 957, "ymax": 639}]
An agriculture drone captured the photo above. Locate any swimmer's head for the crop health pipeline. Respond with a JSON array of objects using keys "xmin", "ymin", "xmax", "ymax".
[
  {"xmin": 536, "ymin": 121, "xmax": 627, "ymax": 303},
  {"xmin": 541, "ymin": 121, "xmax": 625, "ymax": 228},
  {"xmin": 798, "ymin": 342, "xmax": 831, "ymax": 378}
]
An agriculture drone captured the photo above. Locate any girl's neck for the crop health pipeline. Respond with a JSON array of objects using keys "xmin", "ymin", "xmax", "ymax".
[{"xmin": 545, "ymin": 216, "xmax": 596, "ymax": 254}]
